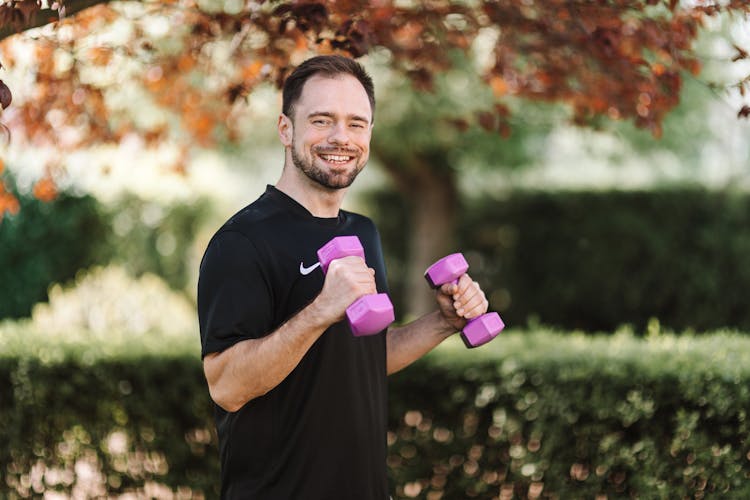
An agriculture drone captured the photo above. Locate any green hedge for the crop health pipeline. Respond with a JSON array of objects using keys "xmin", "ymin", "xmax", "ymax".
[
  {"xmin": 101, "ymin": 194, "xmax": 212, "ymax": 292},
  {"xmin": 0, "ymin": 325, "xmax": 217, "ymax": 498},
  {"xmin": 369, "ymin": 187, "xmax": 750, "ymax": 333},
  {"xmin": 388, "ymin": 326, "xmax": 750, "ymax": 499},
  {"xmin": 0, "ymin": 182, "xmax": 110, "ymax": 319},
  {"xmin": 464, "ymin": 188, "xmax": 750, "ymax": 333},
  {"xmin": 0, "ymin": 171, "xmax": 211, "ymax": 320},
  {"xmin": 2, "ymin": 324, "xmax": 749, "ymax": 499}
]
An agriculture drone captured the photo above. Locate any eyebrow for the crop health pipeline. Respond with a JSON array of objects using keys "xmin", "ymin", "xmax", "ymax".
[{"xmin": 308, "ymin": 111, "xmax": 371, "ymax": 124}]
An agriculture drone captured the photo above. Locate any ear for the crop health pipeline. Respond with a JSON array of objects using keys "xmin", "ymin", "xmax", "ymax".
[{"xmin": 278, "ymin": 114, "xmax": 293, "ymax": 147}]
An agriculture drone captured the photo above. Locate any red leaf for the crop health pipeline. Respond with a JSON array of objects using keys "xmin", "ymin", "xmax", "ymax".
[
  {"xmin": 0, "ymin": 80, "xmax": 12, "ymax": 109},
  {"xmin": 33, "ymin": 176, "xmax": 58, "ymax": 202},
  {"xmin": 738, "ymin": 105, "xmax": 750, "ymax": 119},
  {"xmin": 477, "ymin": 111, "xmax": 495, "ymax": 131}
]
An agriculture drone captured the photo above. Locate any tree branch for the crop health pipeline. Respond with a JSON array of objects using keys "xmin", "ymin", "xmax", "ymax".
[{"xmin": 0, "ymin": 0, "xmax": 116, "ymax": 43}]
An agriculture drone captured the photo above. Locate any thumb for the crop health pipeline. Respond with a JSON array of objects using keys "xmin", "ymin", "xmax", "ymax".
[{"xmin": 439, "ymin": 282, "xmax": 457, "ymax": 296}]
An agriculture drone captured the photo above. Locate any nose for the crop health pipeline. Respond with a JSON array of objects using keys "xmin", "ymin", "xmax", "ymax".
[{"xmin": 327, "ymin": 121, "xmax": 350, "ymax": 145}]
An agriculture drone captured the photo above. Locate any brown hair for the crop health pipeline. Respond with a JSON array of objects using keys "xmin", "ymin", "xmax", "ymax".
[{"xmin": 282, "ymin": 55, "xmax": 375, "ymax": 122}]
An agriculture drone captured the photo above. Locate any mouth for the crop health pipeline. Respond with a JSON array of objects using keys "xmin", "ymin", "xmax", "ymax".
[{"xmin": 317, "ymin": 151, "xmax": 357, "ymax": 165}]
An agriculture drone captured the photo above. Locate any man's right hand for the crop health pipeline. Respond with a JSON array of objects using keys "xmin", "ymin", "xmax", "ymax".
[{"xmin": 313, "ymin": 255, "xmax": 377, "ymax": 324}]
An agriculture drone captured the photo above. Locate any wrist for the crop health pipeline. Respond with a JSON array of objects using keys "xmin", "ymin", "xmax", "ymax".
[
  {"xmin": 308, "ymin": 294, "xmax": 342, "ymax": 329},
  {"xmin": 432, "ymin": 310, "xmax": 460, "ymax": 338}
]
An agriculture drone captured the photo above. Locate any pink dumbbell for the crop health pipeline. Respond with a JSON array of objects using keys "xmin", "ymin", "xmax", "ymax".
[
  {"xmin": 317, "ymin": 236, "xmax": 395, "ymax": 336},
  {"xmin": 425, "ymin": 253, "xmax": 505, "ymax": 348}
]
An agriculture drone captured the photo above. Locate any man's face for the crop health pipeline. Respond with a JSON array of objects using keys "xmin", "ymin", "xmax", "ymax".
[{"xmin": 283, "ymin": 74, "xmax": 373, "ymax": 190}]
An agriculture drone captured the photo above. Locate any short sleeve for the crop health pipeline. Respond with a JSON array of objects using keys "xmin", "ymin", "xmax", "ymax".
[{"xmin": 197, "ymin": 230, "xmax": 274, "ymax": 358}]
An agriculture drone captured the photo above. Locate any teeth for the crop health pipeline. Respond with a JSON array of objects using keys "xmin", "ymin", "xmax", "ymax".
[{"xmin": 321, "ymin": 154, "xmax": 351, "ymax": 162}]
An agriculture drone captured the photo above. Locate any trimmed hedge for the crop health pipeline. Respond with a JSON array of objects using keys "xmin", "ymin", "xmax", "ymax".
[
  {"xmin": 388, "ymin": 327, "xmax": 750, "ymax": 499},
  {"xmin": 2, "ymin": 324, "xmax": 749, "ymax": 499},
  {"xmin": 368, "ymin": 187, "xmax": 750, "ymax": 333},
  {"xmin": 463, "ymin": 188, "xmax": 750, "ymax": 333},
  {"xmin": 0, "ymin": 325, "xmax": 216, "ymax": 498}
]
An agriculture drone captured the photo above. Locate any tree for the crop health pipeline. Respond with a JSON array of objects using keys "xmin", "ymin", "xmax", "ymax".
[
  {"xmin": 370, "ymin": 52, "xmax": 559, "ymax": 315},
  {"xmin": 0, "ymin": 0, "xmax": 748, "ymax": 315}
]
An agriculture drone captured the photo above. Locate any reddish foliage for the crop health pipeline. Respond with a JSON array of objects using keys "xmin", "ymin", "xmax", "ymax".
[
  {"xmin": 0, "ymin": 79, "xmax": 11, "ymax": 109},
  {"xmin": 32, "ymin": 176, "xmax": 57, "ymax": 202},
  {"xmin": 0, "ymin": 170, "xmax": 19, "ymax": 220},
  {"xmin": 0, "ymin": 0, "xmax": 747, "ymax": 201}
]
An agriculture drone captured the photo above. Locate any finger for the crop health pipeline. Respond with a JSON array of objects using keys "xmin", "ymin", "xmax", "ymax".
[
  {"xmin": 452, "ymin": 278, "xmax": 473, "ymax": 315},
  {"xmin": 333, "ymin": 257, "xmax": 372, "ymax": 276},
  {"xmin": 327, "ymin": 256, "xmax": 365, "ymax": 274},
  {"xmin": 452, "ymin": 276, "xmax": 480, "ymax": 305},
  {"xmin": 457, "ymin": 292, "xmax": 488, "ymax": 319},
  {"xmin": 453, "ymin": 283, "xmax": 486, "ymax": 316},
  {"xmin": 327, "ymin": 258, "xmax": 376, "ymax": 294},
  {"xmin": 352, "ymin": 269, "xmax": 377, "ymax": 294},
  {"xmin": 452, "ymin": 274, "xmax": 474, "ymax": 298}
]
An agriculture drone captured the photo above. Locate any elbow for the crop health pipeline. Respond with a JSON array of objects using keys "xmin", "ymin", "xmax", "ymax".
[
  {"xmin": 203, "ymin": 349, "xmax": 270, "ymax": 412},
  {"xmin": 207, "ymin": 377, "xmax": 268, "ymax": 412},
  {"xmin": 208, "ymin": 385, "xmax": 246, "ymax": 413},
  {"xmin": 204, "ymin": 353, "xmax": 250, "ymax": 412}
]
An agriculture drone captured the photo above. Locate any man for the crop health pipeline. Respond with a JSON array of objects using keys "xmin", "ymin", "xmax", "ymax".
[{"xmin": 197, "ymin": 55, "xmax": 489, "ymax": 499}]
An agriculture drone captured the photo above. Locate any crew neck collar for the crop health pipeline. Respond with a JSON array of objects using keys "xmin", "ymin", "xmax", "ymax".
[{"xmin": 265, "ymin": 185, "xmax": 343, "ymax": 226}]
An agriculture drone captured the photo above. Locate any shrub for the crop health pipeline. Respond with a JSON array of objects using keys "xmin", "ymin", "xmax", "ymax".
[
  {"xmin": 0, "ymin": 171, "xmax": 211, "ymax": 321},
  {"xmin": 30, "ymin": 265, "xmax": 196, "ymax": 336},
  {"xmin": 0, "ymin": 324, "xmax": 212, "ymax": 498},
  {"xmin": 0, "ymin": 181, "xmax": 110, "ymax": 319},
  {"xmin": 388, "ymin": 327, "xmax": 750, "ymax": 499},
  {"xmin": 463, "ymin": 188, "xmax": 750, "ymax": 333},
  {"xmin": 101, "ymin": 194, "xmax": 212, "ymax": 292},
  {"xmin": 1, "ymin": 326, "xmax": 749, "ymax": 499},
  {"xmin": 369, "ymin": 187, "xmax": 750, "ymax": 333}
]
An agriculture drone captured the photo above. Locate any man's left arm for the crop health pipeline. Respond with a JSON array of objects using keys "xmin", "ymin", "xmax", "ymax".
[{"xmin": 386, "ymin": 274, "xmax": 488, "ymax": 375}]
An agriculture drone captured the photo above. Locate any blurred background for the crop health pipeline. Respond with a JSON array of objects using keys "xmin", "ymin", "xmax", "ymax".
[
  {"xmin": 1, "ymin": 0, "xmax": 748, "ymax": 336},
  {"xmin": 1, "ymin": 1, "xmax": 749, "ymax": 498}
]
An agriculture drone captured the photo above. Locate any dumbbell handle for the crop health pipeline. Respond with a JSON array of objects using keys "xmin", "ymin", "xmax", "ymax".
[
  {"xmin": 317, "ymin": 236, "xmax": 394, "ymax": 336},
  {"xmin": 425, "ymin": 253, "xmax": 505, "ymax": 348}
]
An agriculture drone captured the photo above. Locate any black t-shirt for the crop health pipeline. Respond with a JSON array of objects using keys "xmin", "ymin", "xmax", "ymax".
[{"xmin": 197, "ymin": 185, "xmax": 389, "ymax": 499}]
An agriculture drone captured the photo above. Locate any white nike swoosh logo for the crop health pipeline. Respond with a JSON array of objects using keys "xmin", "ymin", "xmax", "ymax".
[{"xmin": 299, "ymin": 261, "xmax": 321, "ymax": 275}]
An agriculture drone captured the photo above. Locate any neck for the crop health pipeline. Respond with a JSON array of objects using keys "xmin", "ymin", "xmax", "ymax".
[{"xmin": 275, "ymin": 166, "xmax": 347, "ymax": 218}]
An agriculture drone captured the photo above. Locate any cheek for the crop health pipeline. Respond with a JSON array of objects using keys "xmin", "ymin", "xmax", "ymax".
[
  {"xmin": 299, "ymin": 131, "xmax": 326, "ymax": 150},
  {"xmin": 355, "ymin": 131, "xmax": 371, "ymax": 150}
]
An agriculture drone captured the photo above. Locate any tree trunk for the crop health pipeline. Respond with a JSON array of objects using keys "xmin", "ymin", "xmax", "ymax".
[
  {"xmin": 378, "ymin": 154, "xmax": 459, "ymax": 319},
  {"xmin": 404, "ymin": 172, "xmax": 458, "ymax": 318}
]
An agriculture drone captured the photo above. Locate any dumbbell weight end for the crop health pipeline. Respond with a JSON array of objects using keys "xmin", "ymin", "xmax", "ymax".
[
  {"xmin": 346, "ymin": 293, "xmax": 395, "ymax": 336},
  {"xmin": 461, "ymin": 312, "xmax": 504, "ymax": 348}
]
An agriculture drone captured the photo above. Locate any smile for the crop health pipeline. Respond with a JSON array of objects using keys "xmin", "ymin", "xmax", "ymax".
[{"xmin": 319, "ymin": 154, "xmax": 354, "ymax": 164}]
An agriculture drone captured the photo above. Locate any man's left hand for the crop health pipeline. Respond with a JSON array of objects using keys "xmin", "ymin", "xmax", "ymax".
[{"xmin": 435, "ymin": 273, "xmax": 489, "ymax": 332}]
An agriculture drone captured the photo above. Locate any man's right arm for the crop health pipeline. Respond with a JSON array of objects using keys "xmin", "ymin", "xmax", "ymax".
[
  {"xmin": 203, "ymin": 297, "xmax": 331, "ymax": 412},
  {"xmin": 202, "ymin": 255, "xmax": 377, "ymax": 412}
]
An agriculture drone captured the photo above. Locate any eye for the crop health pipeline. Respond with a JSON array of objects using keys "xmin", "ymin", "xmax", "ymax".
[{"xmin": 312, "ymin": 118, "xmax": 331, "ymax": 126}]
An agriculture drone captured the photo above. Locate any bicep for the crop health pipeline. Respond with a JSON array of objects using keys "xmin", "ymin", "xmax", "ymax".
[
  {"xmin": 198, "ymin": 231, "xmax": 274, "ymax": 358},
  {"xmin": 202, "ymin": 351, "xmax": 223, "ymax": 386}
]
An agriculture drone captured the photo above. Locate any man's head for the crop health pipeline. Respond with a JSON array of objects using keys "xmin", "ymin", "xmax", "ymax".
[
  {"xmin": 282, "ymin": 55, "xmax": 375, "ymax": 124},
  {"xmin": 278, "ymin": 56, "xmax": 375, "ymax": 191}
]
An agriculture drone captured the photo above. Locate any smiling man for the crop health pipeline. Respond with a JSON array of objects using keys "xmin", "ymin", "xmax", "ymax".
[{"xmin": 197, "ymin": 55, "xmax": 491, "ymax": 499}]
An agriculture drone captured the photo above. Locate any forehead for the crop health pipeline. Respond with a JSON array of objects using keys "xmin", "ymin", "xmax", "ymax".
[{"xmin": 295, "ymin": 74, "xmax": 372, "ymax": 122}]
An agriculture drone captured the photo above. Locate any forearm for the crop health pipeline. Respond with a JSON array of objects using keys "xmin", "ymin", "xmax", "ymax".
[
  {"xmin": 386, "ymin": 310, "xmax": 456, "ymax": 375},
  {"xmin": 204, "ymin": 299, "xmax": 331, "ymax": 412}
]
